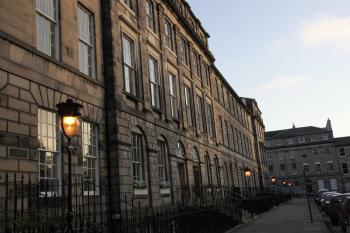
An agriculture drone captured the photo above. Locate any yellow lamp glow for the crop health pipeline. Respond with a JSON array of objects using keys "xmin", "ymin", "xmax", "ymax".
[
  {"xmin": 244, "ymin": 168, "xmax": 252, "ymax": 177},
  {"xmin": 61, "ymin": 116, "xmax": 81, "ymax": 138},
  {"xmin": 271, "ymin": 177, "xmax": 276, "ymax": 183},
  {"xmin": 57, "ymin": 99, "xmax": 82, "ymax": 138}
]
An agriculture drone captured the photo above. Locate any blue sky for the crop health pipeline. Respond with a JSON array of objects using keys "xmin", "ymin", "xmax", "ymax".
[{"xmin": 187, "ymin": 0, "xmax": 350, "ymax": 137}]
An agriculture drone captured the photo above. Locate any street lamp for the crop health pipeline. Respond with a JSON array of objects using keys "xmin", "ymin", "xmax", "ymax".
[
  {"xmin": 244, "ymin": 167, "xmax": 253, "ymax": 219},
  {"xmin": 244, "ymin": 167, "xmax": 252, "ymax": 197},
  {"xmin": 271, "ymin": 177, "xmax": 276, "ymax": 192},
  {"xmin": 244, "ymin": 168, "xmax": 252, "ymax": 178},
  {"xmin": 57, "ymin": 99, "xmax": 82, "ymax": 233}
]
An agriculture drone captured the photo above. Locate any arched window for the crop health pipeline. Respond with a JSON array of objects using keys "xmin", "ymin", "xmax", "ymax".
[
  {"xmin": 132, "ymin": 131, "xmax": 145, "ymax": 182},
  {"xmin": 214, "ymin": 156, "xmax": 221, "ymax": 186},
  {"xmin": 192, "ymin": 147, "xmax": 200, "ymax": 162},
  {"xmin": 158, "ymin": 138, "xmax": 168, "ymax": 183},
  {"xmin": 176, "ymin": 141, "xmax": 186, "ymax": 158},
  {"xmin": 224, "ymin": 162, "xmax": 229, "ymax": 186},
  {"xmin": 205, "ymin": 153, "xmax": 212, "ymax": 186}
]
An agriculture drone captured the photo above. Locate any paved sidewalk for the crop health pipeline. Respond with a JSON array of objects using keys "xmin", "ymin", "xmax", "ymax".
[{"xmin": 230, "ymin": 198, "xmax": 329, "ymax": 233}]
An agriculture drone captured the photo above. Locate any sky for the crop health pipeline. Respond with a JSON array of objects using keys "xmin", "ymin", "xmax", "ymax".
[{"xmin": 187, "ymin": 0, "xmax": 350, "ymax": 137}]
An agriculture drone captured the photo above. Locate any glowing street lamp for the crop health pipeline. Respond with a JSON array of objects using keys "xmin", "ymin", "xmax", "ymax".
[
  {"xmin": 244, "ymin": 168, "xmax": 252, "ymax": 177},
  {"xmin": 56, "ymin": 99, "xmax": 82, "ymax": 233},
  {"xmin": 271, "ymin": 177, "xmax": 276, "ymax": 183},
  {"xmin": 57, "ymin": 99, "xmax": 82, "ymax": 138}
]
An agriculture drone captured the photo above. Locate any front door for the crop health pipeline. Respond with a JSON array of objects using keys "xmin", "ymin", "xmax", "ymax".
[
  {"xmin": 193, "ymin": 166, "xmax": 201, "ymax": 198},
  {"xmin": 178, "ymin": 163, "xmax": 186, "ymax": 203}
]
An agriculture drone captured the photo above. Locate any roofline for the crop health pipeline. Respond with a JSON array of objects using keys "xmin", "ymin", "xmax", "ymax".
[
  {"xmin": 211, "ymin": 65, "xmax": 254, "ymax": 116},
  {"xmin": 266, "ymin": 140, "xmax": 334, "ymax": 150},
  {"xmin": 183, "ymin": 0, "xmax": 210, "ymax": 37},
  {"xmin": 265, "ymin": 129, "xmax": 332, "ymax": 140},
  {"xmin": 164, "ymin": 0, "xmax": 215, "ymax": 62}
]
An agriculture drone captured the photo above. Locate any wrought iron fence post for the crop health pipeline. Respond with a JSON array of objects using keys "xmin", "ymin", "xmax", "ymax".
[{"xmin": 64, "ymin": 137, "xmax": 73, "ymax": 233}]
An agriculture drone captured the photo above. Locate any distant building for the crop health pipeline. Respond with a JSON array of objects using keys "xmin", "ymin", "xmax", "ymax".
[{"xmin": 266, "ymin": 119, "xmax": 350, "ymax": 193}]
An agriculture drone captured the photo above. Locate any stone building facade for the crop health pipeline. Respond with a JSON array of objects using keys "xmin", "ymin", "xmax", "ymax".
[
  {"xmin": 266, "ymin": 120, "xmax": 350, "ymax": 193},
  {"xmin": 0, "ymin": 0, "xmax": 268, "ymax": 213},
  {"xmin": 102, "ymin": 0, "xmax": 268, "ymax": 209},
  {"xmin": 0, "ymin": 0, "xmax": 107, "ymax": 192},
  {"xmin": 334, "ymin": 136, "xmax": 350, "ymax": 192}
]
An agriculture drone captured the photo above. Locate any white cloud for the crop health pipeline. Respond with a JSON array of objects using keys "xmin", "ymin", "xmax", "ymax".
[
  {"xmin": 259, "ymin": 75, "xmax": 308, "ymax": 92},
  {"xmin": 299, "ymin": 15, "xmax": 350, "ymax": 52}
]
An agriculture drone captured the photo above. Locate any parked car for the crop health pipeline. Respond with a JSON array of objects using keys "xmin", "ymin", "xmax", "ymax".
[
  {"xmin": 320, "ymin": 192, "xmax": 340, "ymax": 211},
  {"xmin": 328, "ymin": 194, "xmax": 350, "ymax": 225},
  {"xmin": 338, "ymin": 196, "xmax": 350, "ymax": 232},
  {"xmin": 315, "ymin": 189, "xmax": 330, "ymax": 204}
]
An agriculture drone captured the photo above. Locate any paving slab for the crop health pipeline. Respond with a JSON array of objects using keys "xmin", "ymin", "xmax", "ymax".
[{"xmin": 229, "ymin": 198, "xmax": 329, "ymax": 233}]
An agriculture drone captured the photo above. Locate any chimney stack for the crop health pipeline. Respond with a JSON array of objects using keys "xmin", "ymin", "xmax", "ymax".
[{"xmin": 326, "ymin": 118, "xmax": 332, "ymax": 130}]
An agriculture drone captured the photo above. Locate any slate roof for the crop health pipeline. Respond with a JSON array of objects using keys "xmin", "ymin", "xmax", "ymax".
[
  {"xmin": 335, "ymin": 136, "xmax": 350, "ymax": 146},
  {"xmin": 265, "ymin": 126, "xmax": 330, "ymax": 139}
]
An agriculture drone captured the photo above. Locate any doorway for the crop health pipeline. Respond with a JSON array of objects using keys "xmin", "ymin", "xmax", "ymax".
[
  {"xmin": 178, "ymin": 163, "xmax": 186, "ymax": 203},
  {"xmin": 193, "ymin": 166, "xmax": 201, "ymax": 198}
]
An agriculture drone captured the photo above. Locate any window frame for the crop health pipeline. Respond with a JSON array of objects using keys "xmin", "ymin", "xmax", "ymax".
[
  {"xmin": 164, "ymin": 19, "xmax": 174, "ymax": 50},
  {"xmin": 184, "ymin": 85, "xmax": 193, "ymax": 127},
  {"xmin": 122, "ymin": 34, "xmax": 138, "ymax": 96},
  {"xmin": 146, "ymin": 0, "xmax": 156, "ymax": 32},
  {"xmin": 35, "ymin": 0, "xmax": 60, "ymax": 59},
  {"xmin": 157, "ymin": 140, "xmax": 168, "ymax": 184},
  {"xmin": 179, "ymin": 36, "xmax": 189, "ymax": 66},
  {"xmin": 327, "ymin": 161, "xmax": 334, "ymax": 172},
  {"xmin": 169, "ymin": 73, "xmax": 178, "ymax": 119},
  {"xmin": 132, "ymin": 132, "xmax": 146, "ymax": 183},
  {"xmin": 196, "ymin": 94, "xmax": 205, "ymax": 133},
  {"xmin": 123, "ymin": 0, "xmax": 136, "ymax": 12},
  {"xmin": 303, "ymin": 163, "xmax": 310, "ymax": 175},
  {"xmin": 176, "ymin": 141, "xmax": 186, "ymax": 159},
  {"xmin": 37, "ymin": 108, "xmax": 61, "ymax": 195},
  {"xmin": 201, "ymin": 62, "xmax": 209, "ymax": 86},
  {"xmin": 82, "ymin": 121, "xmax": 99, "ymax": 195},
  {"xmin": 78, "ymin": 5, "xmax": 96, "ymax": 78},
  {"xmin": 148, "ymin": 56, "xmax": 161, "ymax": 109},
  {"xmin": 314, "ymin": 162, "xmax": 321, "ymax": 174},
  {"xmin": 207, "ymin": 103, "xmax": 214, "ymax": 138}
]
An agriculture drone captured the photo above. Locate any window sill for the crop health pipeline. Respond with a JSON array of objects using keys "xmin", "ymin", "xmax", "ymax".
[
  {"xmin": 123, "ymin": 91, "xmax": 140, "ymax": 102},
  {"xmin": 172, "ymin": 117, "xmax": 180, "ymax": 123},
  {"xmin": 151, "ymin": 106, "xmax": 164, "ymax": 114},
  {"xmin": 120, "ymin": 1, "xmax": 137, "ymax": 17},
  {"xmin": 160, "ymin": 187, "xmax": 171, "ymax": 195},
  {"xmin": 181, "ymin": 63, "xmax": 191, "ymax": 71},
  {"xmin": 84, "ymin": 191, "xmax": 100, "ymax": 196},
  {"xmin": 166, "ymin": 47, "xmax": 177, "ymax": 57},
  {"xmin": 134, "ymin": 188, "xmax": 148, "ymax": 196},
  {"xmin": 147, "ymin": 28, "xmax": 159, "ymax": 38}
]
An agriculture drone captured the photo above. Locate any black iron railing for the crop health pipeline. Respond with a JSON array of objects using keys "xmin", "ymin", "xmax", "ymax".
[
  {"xmin": 0, "ymin": 173, "xmax": 291, "ymax": 233},
  {"xmin": 0, "ymin": 173, "xmax": 109, "ymax": 233}
]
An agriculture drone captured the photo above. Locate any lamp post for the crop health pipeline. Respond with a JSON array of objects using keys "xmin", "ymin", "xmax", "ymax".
[
  {"xmin": 244, "ymin": 167, "xmax": 253, "ymax": 219},
  {"xmin": 271, "ymin": 177, "xmax": 276, "ymax": 191},
  {"xmin": 303, "ymin": 170, "xmax": 313, "ymax": 223},
  {"xmin": 57, "ymin": 99, "xmax": 82, "ymax": 233},
  {"xmin": 244, "ymin": 167, "xmax": 252, "ymax": 198},
  {"xmin": 282, "ymin": 181, "xmax": 287, "ymax": 192}
]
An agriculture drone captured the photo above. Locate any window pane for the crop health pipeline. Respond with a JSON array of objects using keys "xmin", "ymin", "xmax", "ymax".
[
  {"xmin": 122, "ymin": 36, "xmax": 136, "ymax": 95},
  {"xmin": 36, "ymin": 0, "xmax": 57, "ymax": 57}
]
